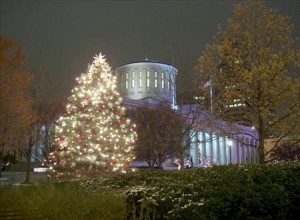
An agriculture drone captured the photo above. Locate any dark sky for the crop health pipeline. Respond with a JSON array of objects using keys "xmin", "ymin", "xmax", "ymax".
[{"xmin": 1, "ymin": 0, "xmax": 299, "ymax": 101}]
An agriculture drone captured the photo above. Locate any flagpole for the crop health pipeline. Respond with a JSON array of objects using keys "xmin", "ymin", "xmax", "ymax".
[{"xmin": 210, "ymin": 75, "xmax": 213, "ymax": 114}]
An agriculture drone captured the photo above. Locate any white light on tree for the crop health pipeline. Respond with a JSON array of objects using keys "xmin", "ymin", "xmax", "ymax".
[{"xmin": 50, "ymin": 53, "xmax": 137, "ymax": 178}]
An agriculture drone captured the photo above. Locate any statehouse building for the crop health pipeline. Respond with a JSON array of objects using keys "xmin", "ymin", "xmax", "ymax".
[{"xmin": 115, "ymin": 59, "xmax": 259, "ymax": 168}]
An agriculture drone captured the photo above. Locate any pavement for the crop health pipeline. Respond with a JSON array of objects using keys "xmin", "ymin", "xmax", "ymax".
[{"xmin": 0, "ymin": 171, "xmax": 48, "ymax": 185}]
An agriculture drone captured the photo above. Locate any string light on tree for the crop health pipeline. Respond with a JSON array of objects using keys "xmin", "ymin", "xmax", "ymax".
[{"xmin": 50, "ymin": 53, "xmax": 137, "ymax": 178}]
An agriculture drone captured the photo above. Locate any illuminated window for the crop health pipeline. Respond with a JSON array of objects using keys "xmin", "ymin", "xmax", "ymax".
[
  {"xmin": 131, "ymin": 72, "xmax": 135, "ymax": 88},
  {"xmin": 154, "ymin": 71, "xmax": 158, "ymax": 88},
  {"xmin": 139, "ymin": 71, "xmax": 142, "ymax": 87},
  {"xmin": 125, "ymin": 73, "xmax": 128, "ymax": 89},
  {"xmin": 167, "ymin": 74, "xmax": 170, "ymax": 90},
  {"xmin": 146, "ymin": 71, "xmax": 150, "ymax": 88},
  {"xmin": 161, "ymin": 72, "xmax": 164, "ymax": 89}
]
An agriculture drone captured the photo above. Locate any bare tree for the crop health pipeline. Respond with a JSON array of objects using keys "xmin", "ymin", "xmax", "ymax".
[
  {"xmin": 270, "ymin": 141, "xmax": 300, "ymax": 162},
  {"xmin": 35, "ymin": 101, "xmax": 65, "ymax": 162},
  {"xmin": 30, "ymin": 61, "xmax": 65, "ymax": 163},
  {"xmin": 129, "ymin": 102, "xmax": 183, "ymax": 168}
]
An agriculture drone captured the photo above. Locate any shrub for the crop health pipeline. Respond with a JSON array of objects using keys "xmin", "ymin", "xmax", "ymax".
[
  {"xmin": 2, "ymin": 163, "xmax": 299, "ymax": 219},
  {"xmin": 112, "ymin": 163, "xmax": 299, "ymax": 219}
]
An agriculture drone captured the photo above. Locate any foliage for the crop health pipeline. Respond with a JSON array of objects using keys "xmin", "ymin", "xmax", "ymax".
[
  {"xmin": 50, "ymin": 53, "xmax": 137, "ymax": 178},
  {"xmin": 270, "ymin": 141, "xmax": 300, "ymax": 162},
  {"xmin": 129, "ymin": 103, "xmax": 183, "ymax": 168},
  {"xmin": 79, "ymin": 163, "xmax": 300, "ymax": 219},
  {"xmin": 1, "ymin": 163, "xmax": 299, "ymax": 219},
  {"xmin": 196, "ymin": 0, "xmax": 300, "ymax": 163},
  {"xmin": 0, "ymin": 35, "xmax": 34, "ymax": 178}
]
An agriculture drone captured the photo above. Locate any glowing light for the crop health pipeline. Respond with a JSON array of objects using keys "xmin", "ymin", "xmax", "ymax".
[{"xmin": 50, "ymin": 52, "xmax": 137, "ymax": 178}]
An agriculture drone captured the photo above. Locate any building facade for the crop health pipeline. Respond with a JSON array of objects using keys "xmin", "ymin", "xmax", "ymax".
[
  {"xmin": 115, "ymin": 59, "xmax": 178, "ymax": 107},
  {"xmin": 116, "ymin": 59, "xmax": 259, "ymax": 167},
  {"xmin": 190, "ymin": 122, "xmax": 259, "ymax": 165}
]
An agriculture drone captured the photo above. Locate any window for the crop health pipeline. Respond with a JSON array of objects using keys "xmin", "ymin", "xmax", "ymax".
[
  {"xmin": 154, "ymin": 71, "xmax": 158, "ymax": 88},
  {"xmin": 139, "ymin": 71, "xmax": 142, "ymax": 87},
  {"xmin": 161, "ymin": 72, "xmax": 164, "ymax": 89},
  {"xmin": 146, "ymin": 71, "xmax": 150, "ymax": 88},
  {"xmin": 125, "ymin": 73, "xmax": 128, "ymax": 89},
  {"xmin": 167, "ymin": 74, "xmax": 170, "ymax": 90},
  {"xmin": 131, "ymin": 72, "xmax": 135, "ymax": 88}
]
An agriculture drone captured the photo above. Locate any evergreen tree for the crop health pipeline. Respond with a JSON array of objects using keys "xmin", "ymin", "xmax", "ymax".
[{"xmin": 50, "ymin": 53, "xmax": 137, "ymax": 178}]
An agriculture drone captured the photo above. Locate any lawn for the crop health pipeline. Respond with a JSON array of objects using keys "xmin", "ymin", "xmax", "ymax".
[{"xmin": 0, "ymin": 180, "xmax": 125, "ymax": 220}]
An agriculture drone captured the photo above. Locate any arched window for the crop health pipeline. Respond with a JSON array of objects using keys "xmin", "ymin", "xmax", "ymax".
[
  {"xmin": 146, "ymin": 71, "xmax": 150, "ymax": 88},
  {"xmin": 139, "ymin": 71, "xmax": 142, "ymax": 87},
  {"xmin": 167, "ymin": 73, "xmax": 170, "ymax": 90},
  {"xmin": 161, "ymin": 72, "xmax": 165, "ymax": 89},
  {"xmin": 131, "ymin": 72, "xmax": 135, "ymax": 88}
]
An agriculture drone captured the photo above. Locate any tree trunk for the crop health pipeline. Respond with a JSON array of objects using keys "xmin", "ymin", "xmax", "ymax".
[
  {"xmin": 179, "ymin": 143, "xmax": 185, "ymax": 170},
  {"xmin": 0, "ymin": 151, "xmax": 3, "ymax": 178},
  {"xmin": 258, "ymin": 116, "xmax": 265, "ymax": 164},
  {"xmin": 24, "ymin": 137, "xmax": 33, "ymax": 184},
  {"xmin": 43, "ymin": 125, "xmax": 50, "ymax": 161}
]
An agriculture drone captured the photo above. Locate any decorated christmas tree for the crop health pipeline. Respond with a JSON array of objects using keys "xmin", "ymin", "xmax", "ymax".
[{"xmin": 50, "ymin": 53, "xmax": 137, "ymax": 178}]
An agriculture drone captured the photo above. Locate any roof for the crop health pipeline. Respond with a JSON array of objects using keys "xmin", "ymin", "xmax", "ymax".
[{"xmin": 119, "ymin": 59, "xmax": 175, "ymax": 68}]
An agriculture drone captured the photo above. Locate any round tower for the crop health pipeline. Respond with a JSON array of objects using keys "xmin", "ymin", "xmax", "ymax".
[{"xmin": 115, "ymin": 59, "xmax": 178, "ymax": 105}]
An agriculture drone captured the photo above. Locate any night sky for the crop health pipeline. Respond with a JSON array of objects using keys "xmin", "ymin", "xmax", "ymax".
[{"xmin": 1, "ymin": 0, "xmax": 300, "ymax": 101}]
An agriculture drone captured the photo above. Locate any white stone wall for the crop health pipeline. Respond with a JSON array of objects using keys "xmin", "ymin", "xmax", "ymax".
[
  {"xmin": 188, "ymin": 130, "xmax": 259, "ymax": 166},
  {"xmin": 115, "ymin": 60, "xmax": 178, "ymax": 105}
]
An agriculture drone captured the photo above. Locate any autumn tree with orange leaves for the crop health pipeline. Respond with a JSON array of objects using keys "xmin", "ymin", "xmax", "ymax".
[
  {"xmin": 196, "ymin": 0, "xmax": 300, "ymax": 163},
  {"xmin": 0, "ymin": 35, "xmax": 34, "ymax": 177}
]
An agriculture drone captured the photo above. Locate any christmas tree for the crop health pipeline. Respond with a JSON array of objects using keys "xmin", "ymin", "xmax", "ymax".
[{"xmin": 50, "ymin": 53, "xmax": 137, "ymax": 178}]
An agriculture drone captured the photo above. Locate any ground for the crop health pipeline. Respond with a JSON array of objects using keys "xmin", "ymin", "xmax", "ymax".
[{"xmin": 0, "ymin": 172, "xmax": 48, "ymax": 185}]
